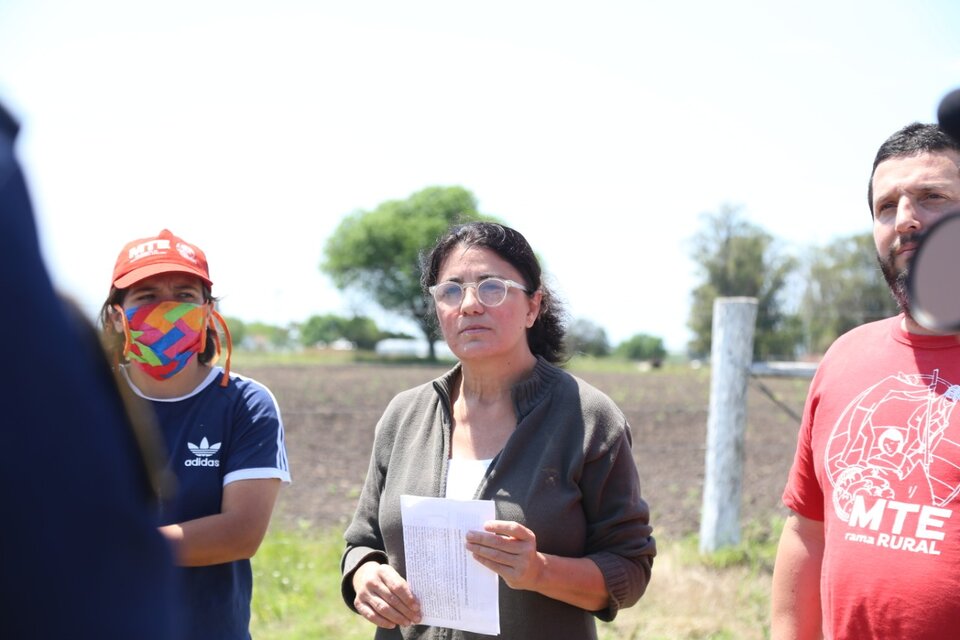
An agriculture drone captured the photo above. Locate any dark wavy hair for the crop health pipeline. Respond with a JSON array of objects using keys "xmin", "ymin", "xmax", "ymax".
[
  {"xmin": 868, "ymin": 122, "xmax": 960, "ymax": 215},
  {"xmin": 420, "ymin": 221, "xmax": 568, "ymax": 364}
]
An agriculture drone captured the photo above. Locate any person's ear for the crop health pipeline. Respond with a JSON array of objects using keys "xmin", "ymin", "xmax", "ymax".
[
  {"xmin": 525, "ymin": 290, "xmax": 543, "ymax": 328},
  {"xmin": 110, "ymin": 305, "xmax": 125, "ymax": 333}
]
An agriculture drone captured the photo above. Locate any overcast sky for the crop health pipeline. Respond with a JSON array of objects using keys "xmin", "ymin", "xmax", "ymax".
[{"xmin": 2, "ymin": 0, "xmax": 958, "ymax": 351}]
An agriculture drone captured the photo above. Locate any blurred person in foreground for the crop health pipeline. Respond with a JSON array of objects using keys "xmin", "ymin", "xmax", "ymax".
[
  {"xmin": 0, "ymin": 101, "xmax": 181, "ymax": 638},
  {"xmin": 771, "ymin": 122, "xmax": 960, "ymax": 639},
  {"xmin": 341, "ymin": 221, "xmax": 656, "ymax": 639},
  {"xmin": 99, "ymin": 228, "xmax": 291, "ymax": 640}
]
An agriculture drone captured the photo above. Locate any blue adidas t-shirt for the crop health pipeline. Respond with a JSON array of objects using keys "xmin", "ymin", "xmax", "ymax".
[{"xmin": 125, "ymin": 366, "xmax": 291, "ymax": 640}]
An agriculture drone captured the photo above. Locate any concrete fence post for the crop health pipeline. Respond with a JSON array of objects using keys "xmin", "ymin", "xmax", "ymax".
[{"xmin": 699, "ymin": 296, "xmax": 758, "ymax": 553}]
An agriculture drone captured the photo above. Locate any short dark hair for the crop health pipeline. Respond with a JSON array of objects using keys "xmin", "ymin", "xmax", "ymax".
[
  {"xmin": 420, "ymin": 221, "xmax": 568, "ymax": 364},
  {"xmin": 868, "ymin": 122, "xmax": 960, "ymax": 215}
]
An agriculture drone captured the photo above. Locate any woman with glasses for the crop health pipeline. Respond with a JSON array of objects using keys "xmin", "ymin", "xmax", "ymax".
[{"xmin": 341, "ymin": 221, "xmax": 655, "ymax": 639}]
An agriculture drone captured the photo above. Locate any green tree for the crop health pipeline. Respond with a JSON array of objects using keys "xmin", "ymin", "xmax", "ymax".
[
  {"xmin": 341, "ymin": 316, "xmax": 382, "ymax": 350},
  {"xmin": 687, "ymin": 204, "xmax": 800, "ymax": 360},
  {"xmin": 301, "ymin": 313, "xmax": 386, "ymax": 350},
  {"xmin": 321, "ymin": 186, "xmax": 492, "ymax": 360},
  {"xmin": 800, "ymin": 233, "xmax": 898, "ymax": 354},
  {"xmin": 300, "ymin": 314, "xmax": 346, "ymax": 347},
  {"xmin": 566, "ymin": 318, "xmax": 610, "ymax": 357},
  {"xmin": 615, "ymin": 333, "xmax": 667, "ymax": 363}
]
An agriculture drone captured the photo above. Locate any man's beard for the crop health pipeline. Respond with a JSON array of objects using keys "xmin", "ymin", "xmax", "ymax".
[{"xmin": 877, "ymin": 242, "xmax": 911, "ymax": 315}]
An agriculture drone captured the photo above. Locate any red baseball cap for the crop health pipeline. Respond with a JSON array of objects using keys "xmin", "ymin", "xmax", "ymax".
[{"xmin": 111, "ymin": 229, "xmax": 213, "ymax": 289}]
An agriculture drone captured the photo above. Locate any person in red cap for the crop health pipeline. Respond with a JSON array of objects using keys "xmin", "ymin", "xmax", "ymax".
[{"xmin": 99, "ymin": 229, "xmax": 291, "ymax": 640}]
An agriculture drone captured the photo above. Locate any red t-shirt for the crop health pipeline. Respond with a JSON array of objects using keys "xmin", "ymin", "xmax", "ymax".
[{"xmin": 783, "ymin": 316, "xmax": 960, "ymax": 639}]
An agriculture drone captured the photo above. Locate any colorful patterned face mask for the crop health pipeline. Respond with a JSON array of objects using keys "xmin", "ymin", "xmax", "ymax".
[{"xmin": 118, "ymin": 301, "xmax": 210, "ymax": 381}]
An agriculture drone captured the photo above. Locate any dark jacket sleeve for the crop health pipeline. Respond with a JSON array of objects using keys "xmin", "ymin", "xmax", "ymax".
[
  {"xmin": 582, "ymin": 425, "xmax": 655, "ymax": 620},
  {"xmin": 0, "ymin": 100, "xmax": 182, "ymax": 640},
  {"xmin": 340, "ymin": 398, "xmax": 399, "ymax": 610}
]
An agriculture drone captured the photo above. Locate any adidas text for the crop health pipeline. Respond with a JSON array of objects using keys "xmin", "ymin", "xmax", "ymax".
[{"xmin": 185, "ymin": 458, "xmax": 220, "ymax": 467}]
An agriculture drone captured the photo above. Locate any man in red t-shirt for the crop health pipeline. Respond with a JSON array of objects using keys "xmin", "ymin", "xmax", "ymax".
[{"xmin": 771, "ymin": 122, "xmax": 960, "ymax": 639}]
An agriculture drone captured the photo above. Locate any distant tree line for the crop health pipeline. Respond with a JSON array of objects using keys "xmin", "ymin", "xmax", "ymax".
[
  {"xmin": 221, "ymin": 314, "xmax": 413, "ymax": 352},
  {"xmin": 686, "ymin": 205, "xmax": 898, "ymax": 360},
  {"xmin": 564, "ymin": 318, "xmax": 667, "ymax": 363},
  {"xmin": 225, "ymin": 187, "xmax": 898, "ymax": 363},
  {"xmin": 225, "ymin": 310, "xmax": 668, "ymax": 364}
]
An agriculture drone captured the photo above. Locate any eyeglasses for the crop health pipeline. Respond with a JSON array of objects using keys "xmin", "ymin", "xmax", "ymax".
[{"xmin": 428, "ymin": 277, "xmax": 529, "ymax": 307}]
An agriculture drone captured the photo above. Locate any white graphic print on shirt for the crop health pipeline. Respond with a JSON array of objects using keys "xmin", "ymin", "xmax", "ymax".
[
  {"xmin": 185, "ymin": 437, "xmax": 222, "ymax": 468},
  {"xmin": 825, "ymin": 369, "xmax": 959, "ymax": 556}
]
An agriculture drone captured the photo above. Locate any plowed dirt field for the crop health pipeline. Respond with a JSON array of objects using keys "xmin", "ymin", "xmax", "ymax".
[{"xmin": 244, "ymin": 363, "xmax": 808, "ymax": 538}]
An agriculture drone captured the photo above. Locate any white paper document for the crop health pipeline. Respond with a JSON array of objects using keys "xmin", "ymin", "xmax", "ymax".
[{"xmin": 400, "ymin": 495, "xmax": 500, "ymax": 635}]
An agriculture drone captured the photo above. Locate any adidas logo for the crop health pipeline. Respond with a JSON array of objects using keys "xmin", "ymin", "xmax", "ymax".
[{"xmin": 185, "ymin": 437, "xmax": 221, "ymax": 467}]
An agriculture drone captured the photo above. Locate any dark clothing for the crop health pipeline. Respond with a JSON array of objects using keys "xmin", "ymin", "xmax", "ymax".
[
  {"xmin": 126, "ymin": 366, "xmax": 291, "ymax": 640},
  {"xmin": 0, "ymin": 101, "xmax": 181, "ymax": 639}
]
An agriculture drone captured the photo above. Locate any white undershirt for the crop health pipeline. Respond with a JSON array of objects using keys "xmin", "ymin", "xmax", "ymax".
[{"xmin": 445, "ymin": 457, "xmax": 494, "ymax": 500}]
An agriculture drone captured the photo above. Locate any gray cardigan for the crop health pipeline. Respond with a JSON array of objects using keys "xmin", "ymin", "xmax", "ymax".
[{"xmin": 341, "ymin": 357, "xmax": 656, "ymax": 639}]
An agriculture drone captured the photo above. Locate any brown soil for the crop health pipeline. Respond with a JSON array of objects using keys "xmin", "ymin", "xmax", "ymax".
[{"xmin": 245, "ymin": 363, "xmax": 806, "ymax": 539}]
